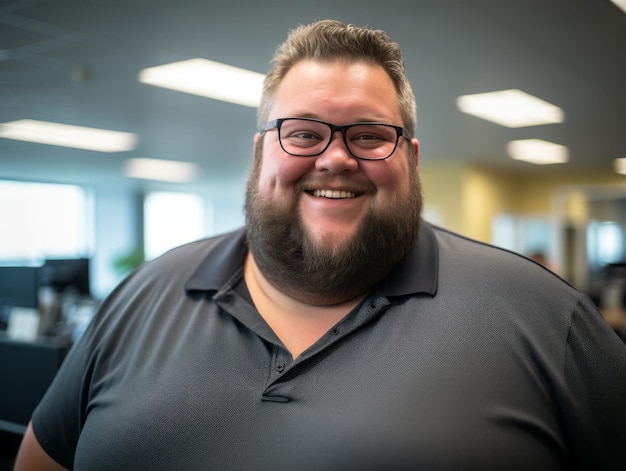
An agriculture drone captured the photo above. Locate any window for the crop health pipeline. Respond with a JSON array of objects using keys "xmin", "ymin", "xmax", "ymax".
[
  {"xmin": 0, "ymin": 180, "xmax": 92, "ymax": 261},
  {"xmin": 491, "ymin": 213, "xmax": 553, "ymax": 258},
  {"xmin": 144, "ymin": 191, "xmax": 206, "ymax": 260},
  {"xmin": 587, "ymin": 221, "xmax": 624, "ymax": 269}
]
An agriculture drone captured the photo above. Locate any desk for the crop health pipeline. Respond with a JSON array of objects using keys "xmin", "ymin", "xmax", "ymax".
[{"xmin": 0, "ymin": 334, "xmax": 71, "ymax": 434}]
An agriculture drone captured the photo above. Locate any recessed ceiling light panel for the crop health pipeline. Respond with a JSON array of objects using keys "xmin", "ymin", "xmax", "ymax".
[
  {"xmin": 0, "ymin": 119, "xmax": 137, "ymax": 152},
  {"xmin": 507, "ymin": 139, "xmax": 569, "ymax": 165},
  {"xmin": 125, "ymin": 157, "xmax": 198, "ymax": 183},
  {"xmin": 614, "ymin": 157, "xmax": 626, "ymax": 175},
  {"xmin": 457, "ymin": 89, "xmax": 564, "ymax": 128},
  {"xmin": 610, "ymin": 0, "xmax": 626, "ymax": 14},
  {"xmin": 138, "ymin": 58, "xmax": 265, "ymax": 108}
]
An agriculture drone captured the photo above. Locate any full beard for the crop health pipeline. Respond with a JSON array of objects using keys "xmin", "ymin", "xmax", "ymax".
[{"xmin": 244, "ymin": 146, "xmax": 423, "ymax": 306}]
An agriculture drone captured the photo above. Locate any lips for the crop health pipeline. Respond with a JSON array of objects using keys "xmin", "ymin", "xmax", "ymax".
[{"xmin": 311, "ymin": 189, "xmax": 357, "ymax": 199}]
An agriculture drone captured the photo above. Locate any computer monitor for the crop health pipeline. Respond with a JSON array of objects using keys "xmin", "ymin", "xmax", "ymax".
[
  {"xmin": 40, "ymin": 258, "xmax": 91, "ymax": 297},
  {"xmin": 0, "ymin": 266, "xmax": 40, "ymax": 329},
  {"xmin": 0, "ymin": 266, "xmax": 40, "ymax": 309}
]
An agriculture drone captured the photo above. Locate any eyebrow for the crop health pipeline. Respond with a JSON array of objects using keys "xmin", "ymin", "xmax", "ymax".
[{"xmin": 280, "ymin": 114, "xmax": 397, "ymax": 125}]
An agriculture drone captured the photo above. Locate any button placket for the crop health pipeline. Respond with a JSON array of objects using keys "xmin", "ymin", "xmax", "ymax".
[
  {"xmin": 262, "ymin": 347, "xmax": 294, "ymax": 401},
  {"xmin": 269, "ymin": 346, "xmax": 292, "ymax": 380}
]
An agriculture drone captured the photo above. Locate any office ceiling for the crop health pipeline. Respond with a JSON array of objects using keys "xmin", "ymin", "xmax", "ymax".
[{"xmin": 1, "ymin": 0, "xmax": 626, "ymax": 193}]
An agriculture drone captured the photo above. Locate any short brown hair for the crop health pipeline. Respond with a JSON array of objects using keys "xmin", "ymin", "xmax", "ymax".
[{"xmin": 257, "ymin": 19, "xmax": 417, "ymax": 138}]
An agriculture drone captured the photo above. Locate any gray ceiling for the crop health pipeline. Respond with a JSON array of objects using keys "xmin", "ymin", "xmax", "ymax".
[{"xmin": 1, "ymin": 0, "xmax": 626, "ymax": 193}]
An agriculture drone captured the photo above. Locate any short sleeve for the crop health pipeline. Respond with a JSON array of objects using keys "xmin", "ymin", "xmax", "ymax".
[
  {"xmin": 562, "ymin": 295, "xmax": 626, "ymax": 469},
  {"xmin": 30, "ymin": 268, "xmax": 141, "ymax": 470},
  {"xmin": 30, "ymin": 315, "xmax": 99, "ymax": 469}
]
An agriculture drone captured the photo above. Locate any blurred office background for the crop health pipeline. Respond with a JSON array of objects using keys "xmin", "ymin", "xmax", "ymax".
[{"xmin": 1, "ymin": 0, "xmax": 626, "ymax": 463}]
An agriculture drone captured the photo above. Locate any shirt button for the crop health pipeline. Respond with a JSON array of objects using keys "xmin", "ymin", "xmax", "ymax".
[{"xmin": 276, "ymin": 362, "xmax": 285, "ymax": 372}]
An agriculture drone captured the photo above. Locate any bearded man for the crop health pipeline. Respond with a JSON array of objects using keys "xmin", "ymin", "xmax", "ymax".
[{"xmin": 15, "ymin": 19, "xmax": 626, "ymax": 471}]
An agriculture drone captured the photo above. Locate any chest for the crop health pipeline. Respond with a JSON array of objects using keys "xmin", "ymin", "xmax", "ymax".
[{"xmin": 74, "ymin": 303, "xmax": 565, "ymax": 470}]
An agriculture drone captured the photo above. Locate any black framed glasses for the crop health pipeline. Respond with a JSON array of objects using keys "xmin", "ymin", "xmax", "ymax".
[{"xmin": 259, "ymin": 117, "xmax": 411, "ymax": 161}]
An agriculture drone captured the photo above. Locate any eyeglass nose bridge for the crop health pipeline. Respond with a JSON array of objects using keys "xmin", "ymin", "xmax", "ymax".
[{"xmin": 321, "ymin": 123, "xmax": 356, "ymax": 158}]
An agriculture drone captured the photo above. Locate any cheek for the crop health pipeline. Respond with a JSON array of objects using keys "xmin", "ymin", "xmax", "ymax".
[
  {"xmin": 258, "ymin": 143, "xmax": 314, "ymax": 192},
  {"xmin": 362, "ymin": 160, "xmax": 409, "ymax": 193}
]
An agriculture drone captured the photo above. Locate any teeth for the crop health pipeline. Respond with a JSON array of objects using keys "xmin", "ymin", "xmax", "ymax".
[{"xmin": 312, "ymin": 189, "xmax": 356, "ymax": 199}]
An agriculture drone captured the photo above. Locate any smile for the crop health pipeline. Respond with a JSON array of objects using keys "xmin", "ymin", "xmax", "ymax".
[{"xmin": 311, "ymin": 189, "xmax": 357, "ymax": 199}]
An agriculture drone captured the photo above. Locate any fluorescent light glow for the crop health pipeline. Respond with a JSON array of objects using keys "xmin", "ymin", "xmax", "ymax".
[
  {"xmin": 138, "ymin": 58, "xmax": 265, "ymax": 108},
  {"xmin": 456, "ymin": 89, "xmax": 564, "ymax": 127},
  {"xmin": 614, "ymin": 158, "xmax": 626, "ymax": 175},
  {"xmin": 125, "ymin": 157, "xmax": 198, "ymax": 183},
  {"xmin": 507, "ymin": 139, "xmax": 569, "ymax": 165},
  {"xmin": 0, "ymin": 119, "xmax": 137, "ymax": 152},
  {"xmin": 610, "ymin": 0, "xmax": 626, "ymax": 14}
]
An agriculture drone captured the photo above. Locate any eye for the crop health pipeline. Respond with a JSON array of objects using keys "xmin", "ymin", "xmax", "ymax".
[
  {"xmin": 349, "ymin": 126, "xmax": 394, "ymax": 148},
  {"xmin": 290, "ymin": 131, "xmax": 320, "ymax": 140},
  {"xmin": 353, "ymin": 133, "xmax": 385, "ymax": 142},
  {"xmin": 282, "ymin": 127, "xmax": 326, "ymax": 148}
]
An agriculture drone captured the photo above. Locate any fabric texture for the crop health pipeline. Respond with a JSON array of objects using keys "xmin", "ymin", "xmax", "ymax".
[{"xmin": 31, "ymin": 223, "xmax": 626, "ymax": 470}]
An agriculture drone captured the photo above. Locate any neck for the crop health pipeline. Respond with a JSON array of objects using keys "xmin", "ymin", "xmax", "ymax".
[{"xmin": 243, "ymin": 252, "xmax": 366, "ymax": 358}]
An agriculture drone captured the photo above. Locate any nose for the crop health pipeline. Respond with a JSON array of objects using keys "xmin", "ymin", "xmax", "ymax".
[{"xmin": 314, "ymin": 131, "xmax": 359, "ymax": 174}]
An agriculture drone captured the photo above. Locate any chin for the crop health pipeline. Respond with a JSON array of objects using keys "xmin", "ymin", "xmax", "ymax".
[{"xmin": 304, "ymin": 222, "xmax": 358, "ymax": 250}]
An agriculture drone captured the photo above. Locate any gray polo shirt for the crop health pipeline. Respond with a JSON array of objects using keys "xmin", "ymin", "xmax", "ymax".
[{"xmin": 32, "ymin": 223, "xmax": 626, "ymax": 470}]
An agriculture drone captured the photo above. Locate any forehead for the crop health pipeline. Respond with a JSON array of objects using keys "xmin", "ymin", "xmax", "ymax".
[{"xmin": 270, "ymin": 60, "xmax": 401, "ymax": 122}]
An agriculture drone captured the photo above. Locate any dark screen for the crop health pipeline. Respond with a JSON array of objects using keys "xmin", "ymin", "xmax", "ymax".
[
  {"xmin": 0, "ymin": 266, "xmax": 40, "ymax": 309},
  {"xmin": 40, "ymin": 258, "xmax": 90, "ymax": 296}
]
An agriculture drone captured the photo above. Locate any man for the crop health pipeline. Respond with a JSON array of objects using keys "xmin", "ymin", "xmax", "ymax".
[{"xmin": 14, "ymin": 20, "xmax": 626, "ymax": 470}]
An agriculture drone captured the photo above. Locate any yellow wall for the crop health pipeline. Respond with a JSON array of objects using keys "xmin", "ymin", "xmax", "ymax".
[
  {"xmin": 419, "ymin": 162, "xmax": 466, "ymax": 233},
  {"xmin": 420, "ymin": 162, "xmax": 626, "ymax": 242}
]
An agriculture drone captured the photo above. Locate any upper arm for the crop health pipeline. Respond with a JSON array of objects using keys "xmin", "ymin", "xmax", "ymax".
[
  {"xmin": 13, "ymin": 422, "xmax": 69, "ymax": 471},
  {"xmin": 562, "ymin": 297, "xmax": 626, "ymax": 467}
]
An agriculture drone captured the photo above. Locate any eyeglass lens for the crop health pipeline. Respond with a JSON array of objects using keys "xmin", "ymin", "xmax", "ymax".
[{"xmin": 278, "ymin": 119, "xmax": 399, "ymax": 160}]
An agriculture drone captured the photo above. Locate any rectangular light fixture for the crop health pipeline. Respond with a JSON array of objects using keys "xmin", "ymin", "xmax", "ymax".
[
  {"xmin": 456, "ymin": 89, "xmax": 564, "ymax": 127},
  {"xmin": 124, "ymin": 157, "xmax": 198, "ymax": 183},
  {"xmin": 614, "ymin": 158, "xmax": 626, "ymax": 175},
  {"xmin": 507, "ymin": 139, "xmax": 569, "ymax": 165},
  {"xmin": 610, "ymin": 0, "xmax": 626, "ymax": 14},
  {"xmin": 138, "ymin": 58, "xmax": 265, "ymax": 108},
  {"xmin": 0, "ymin": 119, "xmax": 137, "ymax": 152}
]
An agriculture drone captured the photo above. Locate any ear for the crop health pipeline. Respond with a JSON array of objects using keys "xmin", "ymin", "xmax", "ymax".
[
  {"xmin": 252, "ymin": 132, "xmax": 263, "ymax": 160},
  {"xmin": 411, "ymin": 138, "xmax": 420, "ymax": 168}
]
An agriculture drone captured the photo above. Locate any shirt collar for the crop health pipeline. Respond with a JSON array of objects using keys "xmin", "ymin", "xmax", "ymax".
[
  {"xmin": 185, "ymin": 222, "xmax": 438, "ymax": 297},
  {"xmin": 185, "ymin": 228, "xmax": 248, "ymax": 292},
  {"xmin": 377, "ymin": 221, "xmax": 438, "ymax": 297}
]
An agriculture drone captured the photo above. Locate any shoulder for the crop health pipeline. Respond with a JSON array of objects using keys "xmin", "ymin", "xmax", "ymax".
[
  {"xmin": 92, "ymin": 228, "xmax": 245, "ymax": 322},
  {"xmin": 432, "ymin": 224, "xmax": 564, "ymax": 281},
  {"xmin": 129, "ymin": 228, "xmax": 245, "ymax": 288},
  {"xmin": 73, "ymin": 229, "xmax": 246, "ymax": 360},
  {"xmin": 428, "ymin": 224, "xmax": 584, "ymax": 314},
  {"xmin": 148, "ymin": 228, "xmax": 244, "ymax": 271}
]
